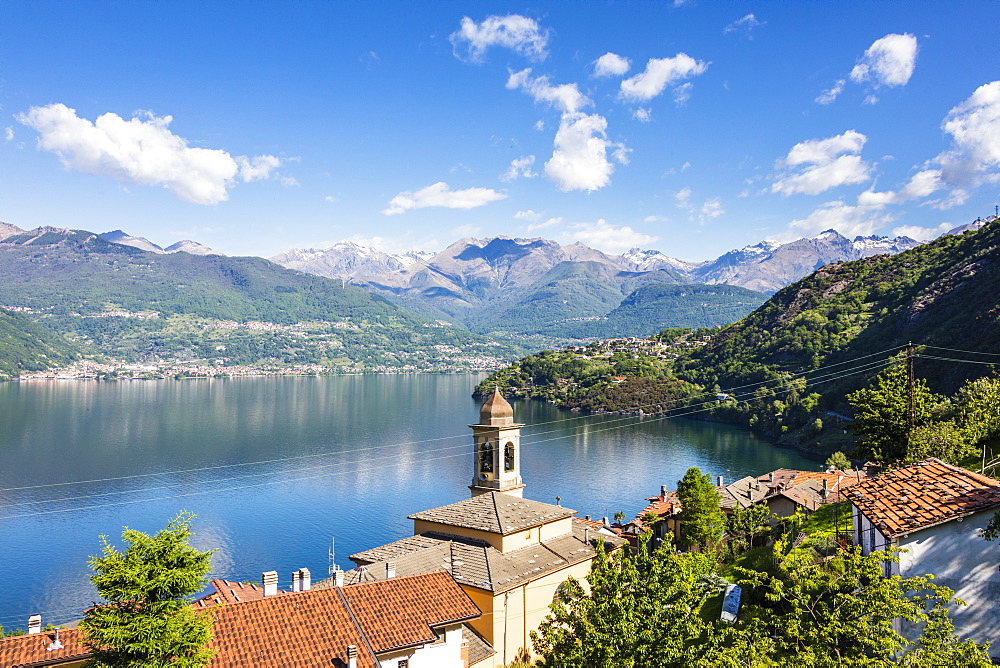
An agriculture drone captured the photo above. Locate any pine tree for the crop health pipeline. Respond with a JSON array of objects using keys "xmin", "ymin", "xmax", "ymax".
[
  {"xmin": 676, "ymin": 466, "xmax": 725, "ymax": 550},
  {"xmin": 81, "ymin": 511, "xmax": 214, "ymax": 667}
]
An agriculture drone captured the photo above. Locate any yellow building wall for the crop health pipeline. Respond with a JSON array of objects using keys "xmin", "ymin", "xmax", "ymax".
[
  {"xmin": 462, "ymin": 558, "xmax": 596, "ymax": 668},
  {"xmin": 413, "ymin": 518, "xmax": 574, "ymax": 554},
  {"xmin": 412, "ymin": 520, "xmax": 503, "ymax": 551}
]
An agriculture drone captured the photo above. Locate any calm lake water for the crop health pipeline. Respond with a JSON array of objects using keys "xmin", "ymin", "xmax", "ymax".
[{"xmin": 0, "ymin": 374, "xmax": 818, "ymax": 628}]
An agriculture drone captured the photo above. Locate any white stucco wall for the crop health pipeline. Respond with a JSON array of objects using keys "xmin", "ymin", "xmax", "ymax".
[
  {"xmin": 377, "ymin": 624, "xmax": 466, "ymax": 668},
  {"xmin": 896, "ymin": 511, "xmax": 1000, "ymax": 654}
]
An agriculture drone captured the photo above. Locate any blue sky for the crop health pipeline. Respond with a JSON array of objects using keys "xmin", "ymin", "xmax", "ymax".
[{"xmin": 2, "ymin": 1, "xmax": 999, "ymax": 260}]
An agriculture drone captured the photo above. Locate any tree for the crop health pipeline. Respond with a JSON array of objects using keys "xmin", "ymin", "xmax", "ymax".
[
  {"xmin": 824, "ymin": 451, "xmax": 851, "ymax": 470},
  {"xmin": 847, "ymin": 358, "xmax": 942, "ymax": 463},
  {"xmin": 676, "ymin": 467, "xmax": 725, "ymax": 550},
  {"xmin": 724, "ymin": 504, "xmax": 773, "ymax": 558},
  {"xmin": 732, "ymin": 546, "xmax": 991, "ymax": 667},
  {"xmin": 531, "ymin": 534, "xmax": 715, "ymax": 667},
  {"xmin": 81, "ymin": 511, "xmax": 214, "ymax": 667}
]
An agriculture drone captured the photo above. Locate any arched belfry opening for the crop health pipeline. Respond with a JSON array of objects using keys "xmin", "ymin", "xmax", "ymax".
[{"xmin": 470, "ymin": 387, "xmax": 525, "ymax": 498}]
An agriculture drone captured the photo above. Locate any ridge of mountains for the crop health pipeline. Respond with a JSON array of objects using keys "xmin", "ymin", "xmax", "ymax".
[{"xmin": 0, "ymin": 223, "xmax": 519, "ymax": 375}]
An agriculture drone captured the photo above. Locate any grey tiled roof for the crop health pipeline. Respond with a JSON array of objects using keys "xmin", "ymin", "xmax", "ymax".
[
  {"xmin": 409, "ymin": 492, "xmax": 575, "ymax": 535},
  {"xmin": 318, "ymin": 519, "xmax": 623, "ymax": 594},
  {"xmin": 464, "ymin": 624, "xmax": 496, "ymax": 665},
  {"xmin": 721, "ymin": 476, "xmax": 770, "ymax": 509}
]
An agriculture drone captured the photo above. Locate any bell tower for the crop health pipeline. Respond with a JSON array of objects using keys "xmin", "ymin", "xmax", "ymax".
[{"xmin": 469, "ymin": 387, "xmax": 525, "ymax": 498}]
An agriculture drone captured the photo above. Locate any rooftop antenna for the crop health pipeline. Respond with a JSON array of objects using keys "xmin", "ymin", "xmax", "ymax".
[{"xmin": 328, "ymin": 537, "xmax": 339, "ymax": 575}]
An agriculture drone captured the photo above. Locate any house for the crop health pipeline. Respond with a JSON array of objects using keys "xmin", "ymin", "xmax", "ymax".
[
  {"xmin": 843, "ymin": 458, "xmax": 1000, "ymax": 654},
  {"xmin": 314, "ymin": 389, "xmax": 625, "ymax": 666},
  {"xmin": 0, "ymin": 570, "xmax": 489, "ymax": 668}
]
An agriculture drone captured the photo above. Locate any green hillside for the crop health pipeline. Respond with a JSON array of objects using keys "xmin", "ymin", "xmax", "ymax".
[
  {"xmin": 0, "ymin": 307, "xmax": 79, "ymax": 379},
  {"xmin": 0, "ymin": 229, "xmax": 522, "ymax": 371}
]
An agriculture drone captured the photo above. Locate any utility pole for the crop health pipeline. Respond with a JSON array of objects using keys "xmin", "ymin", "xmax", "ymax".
[{"xmin": 906, "ymin": 342, "xmax": 915, "ymax": 449}]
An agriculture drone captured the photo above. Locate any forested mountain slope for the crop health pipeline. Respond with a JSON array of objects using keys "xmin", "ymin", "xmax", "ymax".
[{"xmin": 0, "ymin": 307, "xmax": 79, "ymax": 379}]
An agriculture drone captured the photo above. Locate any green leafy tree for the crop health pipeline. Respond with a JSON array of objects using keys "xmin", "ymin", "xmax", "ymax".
[
  {"xmin": 725, "ymin": 504, "xmax": 773, "ymax": 559},
  {"xmin": 676, "ymin": 467, "xmax": 725, "ymax": 550},
  {"xmin": 81, "ymin": 511, "xmax": 214, "ymax": 667},
  {"xmin": 531, "ymin": 534, "xmax": 715, "ymax": 667},
  {"xmin": 847, "ymin": 359, "xmax": 942, "ymax": 463},
  {"xmin": 824, "ymin": 450, "xmax": 852, "ymax": 470},
  {"xmin": 733, "ymin": 546, "xmax": 991, "ymax": 666}
]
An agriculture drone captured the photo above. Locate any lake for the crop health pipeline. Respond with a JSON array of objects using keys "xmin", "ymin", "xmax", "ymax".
[{"xmin": 0, "ymin": 374, "xmax": 818, "ymax": 629}]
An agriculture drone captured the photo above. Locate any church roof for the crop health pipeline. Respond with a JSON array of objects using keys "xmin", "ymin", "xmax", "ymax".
[
  {"xmin": 479, "ymin": 387, "xmax": 515, "ymax": 426},
  {"xmin": 408, "ymin": 492, "xmax": 575, "ymax": 535},
  {"xmin": 329, "ymin": 519, "xmax": 623, "ymax": 594}
]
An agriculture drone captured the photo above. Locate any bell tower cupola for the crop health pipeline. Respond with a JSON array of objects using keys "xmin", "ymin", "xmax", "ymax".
[{"xmin": 470, "ymin": 387, "xmax": 525, "ymax": 498}]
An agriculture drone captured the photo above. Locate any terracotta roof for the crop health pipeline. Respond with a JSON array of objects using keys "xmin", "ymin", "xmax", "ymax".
[
  {"xmin": 1, "ymin": 571, "xmax": 483, "ymax": 668},
  {"xmin": 197, "ymin": 579, "xmax": 277, "ymax": 606},
  {"xmin": 0, "ymin": 627, "xmax": 87, "ymax": 668},
  {"xmin": 325, "ymin": 519, "xmax": 624, "ymax": 594},
  {"xmin": 844, "ymin": 458, "xmax": 1000, "ymax": 537},
  {"xmin": 409, "ymin": 492, "xmax": 575, "ymax": 535}
]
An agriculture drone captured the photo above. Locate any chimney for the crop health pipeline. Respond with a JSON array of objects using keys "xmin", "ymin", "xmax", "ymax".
[
  {"xmin": 768, "ymin": 472, "xmax": 774, "ymax": 483},
  {"xmin": 291, "ymin": 570, "xmax": 301, "ymax": 593},
  {"xmin": 28, "ymin": 614, "xmax": 41, "ymax": 634},
  {"xmin": 660, "ymin": 484, "xmax": 667, "ymax": 499},
  {"xmin": 333, "ymin": 569, "xmax": 345, "ymax": 587},
  {"xmin": 460, "ymin": 639, "xmax": 470, "ymax": 668},
  {"xmin": 386, "ymin": 561, "xmax": 396, "ymax": 579},
  {"xmin": 585, "ymin": 527, "xmax": 591, "ymax": 545},
  {"xmin": 717, "ymin": 475, "xmax": 724, "ymax": 487},
  {"xmin": 47, "ymin": 628, "xmax": 64, "ymax": 652},
  {"xmin": 602, "ymin": 516, "xmax": 610, "ymax": 527},
  {"xmin": 347, "ymin": 644, "xmax": 358, "ymax": 668},
  {"xmin": 262, "ymin": 570, "xmax": 278, "ymax": 597},
  {"xmin": 822, "ymin": 479, "xmax": 829, "ymax": 500},
  {"xmin": 299, "ymin": 568, "xmax": 311, "ymax": 591}
]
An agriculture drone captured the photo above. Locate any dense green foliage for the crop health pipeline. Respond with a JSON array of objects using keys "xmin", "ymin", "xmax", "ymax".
[
  {"xmin": 532, "ymin": 532, "xmax": 990, "ymax": 667},
  {"xmin": 0, "ymin": 307, "xmax": 78, "ymax": 378},
  {"xmin": 81, "ymin": 512, "xmax": 214, "ymax": 667},
  {"xmin": 0, "ymin": 229, "xmax": 524, "ymax": 370}
]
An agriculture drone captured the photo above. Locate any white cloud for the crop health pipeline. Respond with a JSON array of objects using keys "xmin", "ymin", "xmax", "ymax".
[
  {"xmin": 506, "ymin": 69, "xmax": 591, "ymax": 113},
  {"xmin": 674, "ymin": 188, "xmax": 724, "ymax": 224},
  {"xmin": 787, "ymin": 200, "xmax": 895, "ymax": 238},
  {"xmin": 772, "ymin": 130, "xmax": 872, "ymax": 196},
  {"xmin": 850, "ymin": 33, "xmax": 918, "ymax": 88},
  {"xmin": 675, "ymin": 187, "xmax": 692, "ymax": 207},
  {"xmin": 937, "ymin": 81, "xmax": 1000, "ymax": 187},
  {"xmin": 644, "ymin": 215, "xmax": 668, "ymax": 223},
  {"xmin": 567, "ymin": 219, "xmax": 658, "ymax": 253},
  {"xmin": 501, "ymin": 155, "xmax": 537, "ymax": 182},
  {"xmin": 16, "ymin": 103, "xmax": 282, "ymax": 205},
  {"xmin": 534, "ymin": 120, "xmax": 545, "ymax": 131},
  {"xmin": 450, "ymin": 14, "xmax": 549, "ymax": 62},
  {"xmin": 856, "ymin": 169, "xmax": 943, "ymax": 208},
  {"xmin": 594, "ymin": 52, "xmax": 631, "ymax": 77},
  {"xmin": 514, "ymin": 209, "xmax": 541, "ymax": 221},
  {"xmin": 700, "ymin": 198, "xmax": 725, "ymax": 223},
  {"xmin": 452, "ymin": 223, "xmax": 482, "ymax": 238},
  {"xmin": 673, "ymin": 82, "xmax": 694, "ymax": 106},
  {"xmin": 4, "ymin": 126, "xmax": 12, "ymax": 141},
  {"xmin": 723, "ymin": 14, "xmax": 763, "ymax": 37},
  {"xmin": 619, "ymin": 53, "xmax": 708, "ymax": 102},
  {"xmin": 633, "ymin": 107, "xmax": 652, "ymax": 122},
  {"xmin": 892, "ymin": 222, "xmax": 952, "ymax": 241},
  {"xmin": 545, "ymin": 112, "xmax": 624, "ymax": 192},
  {"xmin": 527, "ymin": 216, "xmax": 563, "ymax": 232},
  {"xmin": 381, "ymin": 182, "xmax": 507, "ymax": 215},
  {"xmin": 815, "ymin": 79, "xmax": 846, "ymax": 105},
  {"xmin": 324, "ymin": 195, "xmax": 337, "ymax": 203}
]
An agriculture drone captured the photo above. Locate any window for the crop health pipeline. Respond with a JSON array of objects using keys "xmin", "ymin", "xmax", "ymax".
[
  {"xmin": 504, "ymin": 441, "xmax": 515, "ymax": 472},
  {"xmin": 398, "ymin": 660, "xmax": 409, "ymax": 668}
]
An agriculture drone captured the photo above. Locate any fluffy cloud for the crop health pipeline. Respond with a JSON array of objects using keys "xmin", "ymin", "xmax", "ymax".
[
  {"xmin": 892, "ymin": 223, "xmax": 952, "ymax": 241},
  {"xmin": 619, "ymin": 54, "xmax": 708, "ymax": 102},
  {"xmin": 856, "ymin": 169, "xmax": 942, "ymax": 208},
  {"xmin": 501, "ymin": 155, "xmax": 537, "ymax": 182},
  {"xmin": 506, "ymin": 69, "xmax": 591, "ymax": 113},
  {"xmin": 850, "ymin": 33, "xmax": 918, "ymax": 88},
  {"xmin": 450, "ymin": 14, "xmax": 549, "ymax": 62},
  {"xmin": 772, "ymin": 130, "xmax": 872, "ymax": 196},
  {"xmin": 633, "ymin": 107, "xmax": 652, "ymax": 122},
  {"xmin": 381, "ymin": 182, "xmax": 507, "ymax": 215},
  {"xmin": 16, "ymin": 103, "xmax": 282, "ymax": 205},
  {"xmin": 567, "ymin": 219, "xmax": 658, "ymax": 253},
  {"xmin": 594, "ymin": 52, "xmax": 631, "ymax": 77},
  {"xmin": 937, "ymin": 81, "xmax": 1000, "ymax": 187},
  {"xmin": 674, "ymin": 188, "xmax": 725, "ymax": 224},
  {"xmin": 787, "ymin": 200, "xmax": 895, "ymax": 238},
  {"xmin": 545, "ymin": 112, "xmax": 625, "ymax": 192},
  {"xmin": 514, "ymin": 209, "xmax": 541, "ymax": 221},
  {"xmin": 723, "ymin": 13, "xmax": 763, "ymax": 37},
  {"xmin": 4, "ymin": 127, "xmax": 13, "ymax": 141}
]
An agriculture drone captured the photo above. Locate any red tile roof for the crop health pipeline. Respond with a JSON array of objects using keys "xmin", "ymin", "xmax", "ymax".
[
  {"xmin": 844, "ymin": 458, "xmax": 1000, "ymax": 537},
  {"xmin": 0, "ymin": 571, "xmax": 482, "ymax": 668},
  {"xmin": 0, "ymin": 627, "xmax": 87, "ymax": 668}
]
